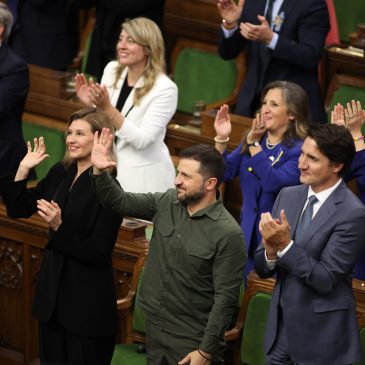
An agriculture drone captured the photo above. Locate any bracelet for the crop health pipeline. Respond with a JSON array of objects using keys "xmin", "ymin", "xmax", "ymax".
[
  {"xmin": 197, "ymin": 349, "xmax": 211, "ymax": 361},
  {"xmin": 214, "ymin": 136, "xmax": 230, "ymax": 144},
  {"xmin": 222, "ymin": 19, "xmax": 237, "ymax": 30},
  {"xmin": 353, "ymin": 135, "xmax": 364, "ymax": 142}
]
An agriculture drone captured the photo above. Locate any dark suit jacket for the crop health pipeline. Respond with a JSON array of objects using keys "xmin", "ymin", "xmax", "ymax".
[
  {"xmin": 2, "ymin": 162, "xmax": 123, "ymax": 337},
  {"xmin": 9, "ymin": 0, "xmax": 73, "ymax": 70},
  {"xmin": 254, "ymin": 182, "xmax": 365, "ymax": 365},
  {"xmin": 0, "ymin": 43, "xmax": 28, "ymax": 177},
  {"xmin": 218, "ymin": 0, "xmax": 329, "ymax": 123}
]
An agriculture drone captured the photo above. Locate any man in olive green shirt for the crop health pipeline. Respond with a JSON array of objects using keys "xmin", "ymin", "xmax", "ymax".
[{"xmin": 91, "ymin": 129, "xmax": 247, "ymax": 365}]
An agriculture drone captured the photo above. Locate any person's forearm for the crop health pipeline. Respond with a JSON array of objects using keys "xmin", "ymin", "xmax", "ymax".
[{"xmin": 14, "ymin": 165, "xmax": 30, "ymax": 182}]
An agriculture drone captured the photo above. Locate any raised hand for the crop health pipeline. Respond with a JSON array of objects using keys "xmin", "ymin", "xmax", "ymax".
[
  {"xmin": 15, "ymin": 137, "xmax": 49, "ymax": 181},
  {"xmin": 217, "ymin": 0, "xmax": 244, "ymax": 25},
  {"xmin": 91, "ymin": 128, "xmax": 117, "ymax": 174},
  {"xmin": 214, "ymin": 104, "xmax": 231, "ymax": 139},
  {"xmin": 37, "ymin": 199, "xmax": 62, "ymax": 231}
]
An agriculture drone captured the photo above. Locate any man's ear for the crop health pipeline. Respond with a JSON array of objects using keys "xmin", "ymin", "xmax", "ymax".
[
  {"xmin": 332, "ymin": 162, "xmax": 344, "ymax": 175},
  {"xmin": 205, "ymin": 177, "xmax": 218, "ymax": 192},
  {"xmin": 0, "ymin": 24, "xmax": 4, "ymax": 40}
]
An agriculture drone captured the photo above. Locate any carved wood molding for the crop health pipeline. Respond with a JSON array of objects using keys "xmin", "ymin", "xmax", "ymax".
[{"xmin": 0, "ymin": 238, "xmax": 23, "ymax": 291}]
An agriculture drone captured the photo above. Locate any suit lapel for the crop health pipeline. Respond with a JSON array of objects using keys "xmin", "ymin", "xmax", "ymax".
[{"xmin": 290, "ymin": 185, "xmax": 308, "ymax": 238}]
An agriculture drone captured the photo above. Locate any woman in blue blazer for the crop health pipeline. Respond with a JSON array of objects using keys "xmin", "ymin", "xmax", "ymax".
[
  {"xmin": 214, "ymin": 81, "xmax": 310, "ymax": 281},
  {"xmin": 1, "ymin": 108, "xmax": 123, "ymax": 365}
]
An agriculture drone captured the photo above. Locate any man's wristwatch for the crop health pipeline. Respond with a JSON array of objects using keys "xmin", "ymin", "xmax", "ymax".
[{"xmin": 247, "ymin": 141, "xmax": 260, "ymax": 148}]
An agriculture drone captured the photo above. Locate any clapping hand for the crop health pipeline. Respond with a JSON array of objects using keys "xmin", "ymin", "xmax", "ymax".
[
  {"xmin": 37, "ymin": 199, "xmax": 62, "ymax": 231},
  {"xmin": 15, "ymin": 137, "xmax": 49, "ymax": 181},
  {"xmin": 247, "ymin": 112, "xmax": 266, "ymax": 143},
  {"xmin": 75, "ymin": 73, "xmax": 95, "ymax": 106},
  {"xmin": 259, "ymin": 210, "xmax": 291, "ymax": 254},
  {"xmin": 91, "ymin": 128, "xmax": 117, "ymax": 174},
  {"xmin": 331, "ymin": 100, "xmax": 365, "ymax": 134}
]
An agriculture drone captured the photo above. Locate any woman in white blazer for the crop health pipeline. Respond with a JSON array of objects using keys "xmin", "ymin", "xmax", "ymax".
[{"xmin": 75, "ymin": 17, "xmax": 177, "ymax": 193}]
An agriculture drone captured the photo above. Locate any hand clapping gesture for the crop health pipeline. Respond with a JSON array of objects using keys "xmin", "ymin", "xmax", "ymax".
[
  {"xmin": 331, "ymin": 100, "xmax": 365, "ymax": 133},
  {"xmin": 247, "ymin": 112, "xmax": 266, "ymax": 144},
  {"xmin": 15, "ymin": 137, "xmax": 49, "ymax": 181},
  {"xmin": 259, "ymin": 210, "xmax": 291, "ymax": 258},
  {"xmin": 75, "ymin": 73, "xmax": 110, "ymax": 109},
  {"xmin": 91, "ymin": 128, "xmax": 117, "ymax": 174},
  {"xmin": 37, "ymin": 199, "xmax": 62, "ymax": 231}
]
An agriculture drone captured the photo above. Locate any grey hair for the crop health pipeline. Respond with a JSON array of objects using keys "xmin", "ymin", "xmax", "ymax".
[{"xmin": 0, "ymin": 3, "xmax": 13, "ymax": 42}]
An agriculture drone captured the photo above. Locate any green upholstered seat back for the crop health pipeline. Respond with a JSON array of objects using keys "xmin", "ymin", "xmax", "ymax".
[
  {"xmin": 22, "ymin": 122, "xmax": 65, "ymax": 180},
  {"xmin": 333, "ymin": 0, "xmax": 365, "ymax": 42},
  {"xmin": 241, "ymin": 292, "xmax": 272, "ymax": 365},
  {"xmin": 132, "ymin": 267, "xmax": 146, "ymax": 334},
  {"xmin": 173, "ymin": 48, "xmax": 238, "ymax": 114}
]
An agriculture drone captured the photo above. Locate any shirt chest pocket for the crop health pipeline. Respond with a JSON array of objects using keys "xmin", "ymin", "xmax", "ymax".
[{"xmin": 176, "ymin": 239, "xmax": 215, "ymax": 277}]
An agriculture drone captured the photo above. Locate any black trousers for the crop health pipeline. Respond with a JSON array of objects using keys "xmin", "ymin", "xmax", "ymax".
[{"xmin": 38, "ymin": 319, "xmax": 115, "ymax": 365}]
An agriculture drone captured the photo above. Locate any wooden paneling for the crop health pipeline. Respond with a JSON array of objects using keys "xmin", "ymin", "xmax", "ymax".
[
  {"xmin": 0, "ymin": 204, "xmax": 148, "ymax": 365},
  {"xmin": 165, "ymin": 0, "xmax": 221, "ymax": 56}
]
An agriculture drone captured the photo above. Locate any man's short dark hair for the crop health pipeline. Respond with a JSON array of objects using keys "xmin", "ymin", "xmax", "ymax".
[
  {"xmin": 179, "ymin": 144, "xmax": 225, "ymax": 187},
  {"xmin": 307, "ymin": 123, "xmax": 355, "ymax": 176}
]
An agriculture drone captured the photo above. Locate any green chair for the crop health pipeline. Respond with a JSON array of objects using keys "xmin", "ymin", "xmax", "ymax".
[
  {"xmin": 22, "ymin": 120, "xmax": 66, "ymax": 180},
  {"xmin": 170, "ymin": 39, "xmax": 246, "ymax": 116},
  {"xmin": 333, "ymin": 0, "xmax": 365, "ymax": 42},
  {"xmin": 111, "ymin": 255, "xmax": 147, "ymax": 365},
  {"xmin": 225, "ymin": 272, "xmax": 275, "ymax": 365}
]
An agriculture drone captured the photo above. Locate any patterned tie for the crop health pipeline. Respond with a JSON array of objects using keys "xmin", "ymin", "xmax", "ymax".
[{"xmin": 294, "ymin": 195, "xmax": 318, "ymax": 241}]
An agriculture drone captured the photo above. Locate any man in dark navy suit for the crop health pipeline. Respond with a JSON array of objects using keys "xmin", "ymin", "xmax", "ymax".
[
  {"xmin": 0, "ymin": 3, "xmax": 29, "ymax": 181},
  {"xmin": 255, "ymin": 124, "xmax": 365, "ymax": 364},
  {"xmin": 217, "ymin": 0, "xmax": 329, "ymax": 123}
]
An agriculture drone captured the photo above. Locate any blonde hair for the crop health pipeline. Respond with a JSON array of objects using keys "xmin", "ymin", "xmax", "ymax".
[
  {"xmin": 113, "ymin": 17, "xmax": 166, "ymax": 105},
  {"xmin": 63, "ymin": 107, "xmax": 117, "ymax": 176}
]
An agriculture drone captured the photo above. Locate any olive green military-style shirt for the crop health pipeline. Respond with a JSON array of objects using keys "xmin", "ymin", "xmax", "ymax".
[{"xmin": 92, "ymin": 172, "xmax": 247, "ymax": 355}]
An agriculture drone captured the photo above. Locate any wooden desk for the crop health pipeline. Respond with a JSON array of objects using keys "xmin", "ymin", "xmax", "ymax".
[
  {"xmin": 0, "ymin": 204, "xmax": 148, "ymax": 365},
  {"xmin": 323, "ymin": 46, "xmax": 365, "ymax": 93}
]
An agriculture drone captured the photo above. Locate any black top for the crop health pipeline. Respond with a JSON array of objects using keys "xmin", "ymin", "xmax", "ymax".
[{"xmin": 116, "ymin": 77, "xmax": 134, "ymax": 114}]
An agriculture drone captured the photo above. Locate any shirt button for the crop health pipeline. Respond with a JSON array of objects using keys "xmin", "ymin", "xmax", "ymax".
[{"xmin": 177, "ymin": 234, "xmax": 181, "ymax": 238}]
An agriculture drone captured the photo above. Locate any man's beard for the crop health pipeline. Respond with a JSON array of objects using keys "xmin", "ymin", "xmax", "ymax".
[{"xmin": 177, "ymin": 186, "xmax": 205, "ymax": 206}]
